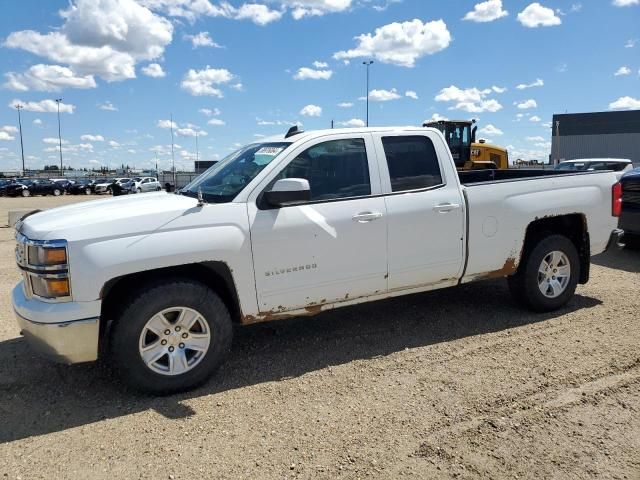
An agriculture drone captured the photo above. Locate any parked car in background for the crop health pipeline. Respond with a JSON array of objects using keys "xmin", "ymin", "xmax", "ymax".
[
  {"xmin": 1, "ymin": 179, "xmax": 29, "ymax": 197},
  {"xmin": 619, "ymin": 167, "xmax": 640, "ymax": 249},
  {"xmin": 23, "ymin": 179, "xmax": 64, "ymax": 197},
  {"xmin": 130, "ymin": 176, "xmax": 161, "ymax": 193},
  {"xmin": 555, "ymin": 158, "xmax": 633, "ymax": 176},
  {"xmin": 119, "ymin": 178, "xmax": 135, "ymax": 194},
  {"xmin": 52, "ymin": 178, "xmax": 75, "ymax": 193},
  {"xmin": 0, "ymin": 179, "xmax": 15, "ymax": 196},
  {"xmin": 94, "ymin": 178, "xmax": 129, "ymax": 194},
  {"xmin": 67, "ymin": 179, "xmax": 95, "ymax": 195}
]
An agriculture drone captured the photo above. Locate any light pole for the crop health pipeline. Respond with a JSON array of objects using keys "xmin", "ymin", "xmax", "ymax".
[
  {"xmin": 170, "ymin": 113, "xmax": 176, "ymax": 187},
  {"xmin": 15, "ymin": 104, "xmax": 25, "ymax": 174},
  {"xmin": 362, "ymin": 60, "xmax": 374, "ymax": 127},
  {"xmin": 55, "ymin": 98, "xmax": 63, "ymax": 172}
]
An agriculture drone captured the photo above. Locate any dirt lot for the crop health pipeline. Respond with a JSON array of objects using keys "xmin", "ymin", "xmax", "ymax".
[{"xmin": 0, "ymin": 195, "xmax": 638, "ymax": 479}]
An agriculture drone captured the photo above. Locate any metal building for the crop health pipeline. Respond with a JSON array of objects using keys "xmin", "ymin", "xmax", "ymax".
[{"xmin": 551, "ymin": 110, "xmax": 640, "ymax": 166}]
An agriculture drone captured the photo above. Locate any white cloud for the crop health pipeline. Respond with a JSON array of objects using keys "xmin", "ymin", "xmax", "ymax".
[
  {"xmin": 300, "ymin": 104, "xmax": 322, "ymax": 116},
  {"xmin": 109, "ymin": 140, "xmax": 120, "ymax": 148},
  {"xmin": 337, "ymin": 102, "xmax": 354, "ymax": 108},
  {"xmin": 3, "ymin": 0, "xmax": 173, "ymax": 82},
  {"xmin": 180, "ymin": 66, "xmax": 235, "ymax": 97},
  {"xmin": 199, "ymin": 108, "xmax": 221, "ymax": 116},
  {"xmin": 609, "ymin": 96, "xmax": 640, "ymax": 110},
  {"xmin": 1, "ymin": 125, "xmax": 18, "ymax": 134},
  {"xmin": 313, "ymin": 61, "xmax": 329, "ymax": 68},
  {"xmin": 613, "ymin": 0, "xmax": 639, "ymax": 6},
  {"xmin": 516, "ymin": 78, "xmax": 544, "ymax": 89},
  {"xmin": 516, "ymin": 99, "xmax": 538, "ymax": 109},
  {"xmin": 529, "ymin": 115, "xmax": 542, "ymax": 122},
  {"xmin": 283, "ymin": 0, "xmax": 352, "ymax": 19},
  {"xmin": 479, "ymin": 124, "xmax": 503, "ymax": 135},
  {"xmin": 0, "ymin": 126, "xmax": 18, "ymax": 141},
  {"xmin": 4, "ymin": 64, "xmax": 96, "ymax": 92},
  {"xmin": 463, "ymin": 0, "xmax": 508, "ymax": 22},
  {"xmin": 9, "ymin": 98, "xmax": 75, "ymax": 113},
  {"xmin": 424, "ymin": 113, "xmax": 449, "ymax": 123},
  {"xmin": 183, "ymin": 31, "xmax": 221, "ymax": 48},
  {"xmin": 526, "ymin": 136, "xmax": 545, "ymax": 142},
  {"xmin": 43, "ymin": 137, "xmax": 69, "ymax": 145},
  {"xmin": 517, "ymin": 3, "xmax": 561, "ymax": 27},
  {"xmin": 141, "ymin": 0, "xmax": 283, "ymax": 24},
  {"xmin": 614, "ymin": 66, "xmax": 631, "ymax": 76},
  {"xmin": 338, "ymin": 118, "xmax": 366, "ymax": 127},
  {"xmin": 33, "ymin": 118, "xmax": 43, "ymax": 125},
  {"xmin": 625, "ymin": 38, "xmax": 637, "ymax": 48},
  {"xmin": 491, "ymin": 85, "xmax": 507, "ymax": 93},
  {"xmin": 81, "ymin": 134, "xmax": 104, "ymax": 141},
  {"xmin": 333, "ymin": 19, "xmax": 451, "ymax": 67},
  {"xmin": 0, "ymin": 132, "xmax": 15, "ymax": 141},
  {"xmin": 176, "ymin": 127, "xmax": 207, "ymax": 137},
  {"xmin": 157, "ymin": 119, "xmax": 178, "ymax": 129},
  {"xmin": 207, "ymin": 118, "xmax": 226, "ymax": 126},
  {"xmin": 230, "ymin": 82, "xmax": 243, "ymax": 91},
  {"xmin": 435, "ymin": 85, "xmax": 503, "ymax": 112},
  {"xmin": 99, "ymin": 101, "xmax": 118, "ymax": 111},
  {"xmin": 405, "ymin": 90, "xmax": 418, "ymax": 99},
  {"xmin": 141, "ymin": 63, "xmax": 166, "ymax": 77},
  {"xmin": 294, "ymin": 67, "xmax": 333, "ymax": 80},
  {"xmin": 364, "ymin": 88, "xmax": 402, "ymax": 102}
]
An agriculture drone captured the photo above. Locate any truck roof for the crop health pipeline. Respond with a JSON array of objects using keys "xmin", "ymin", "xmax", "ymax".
[{"xmin": 254, "ymin": 126, "xmax": 440, "ymax": 144}]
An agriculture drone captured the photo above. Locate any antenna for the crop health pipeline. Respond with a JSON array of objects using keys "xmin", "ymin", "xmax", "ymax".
[{"xmin": 285, "ymin": 125, "xmax": 304, "ymax": 138}]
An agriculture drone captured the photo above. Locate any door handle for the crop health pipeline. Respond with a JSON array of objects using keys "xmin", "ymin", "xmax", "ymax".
[
  {"xmin": 352, "ymin": 211, "xmax": 383, "ymax": 223},
  {"xmin": 432, "ymin": 203, "xmax": 461, "ymax": 213}
]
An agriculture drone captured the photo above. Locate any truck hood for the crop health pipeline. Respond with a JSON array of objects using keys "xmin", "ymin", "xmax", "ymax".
[{"xmin": 18, "ymin": 192, "xmax": 206, "ymax": 241}]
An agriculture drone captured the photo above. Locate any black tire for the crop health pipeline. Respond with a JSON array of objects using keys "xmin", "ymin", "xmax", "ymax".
[
  {"xmin": 21, "ymin": 189, "xmax": 30, "ymax": 197},
  {"xmin": 508, "ymin": 234, "xmax": 580, "ymax": 312},
  {"xmin": 85, "ymin": 187, "xmax": 92, "ymax": 195},
  {"xmin": 109, "ymin": 279, "xmax": 233, "ymax": 394},
  {"xmin": 53, "ymin": 188, "xmax": 61, "ymax": 196},
  {"xmin": 137, "ymin": 187, "xmax": 142, "ymax": 193}
]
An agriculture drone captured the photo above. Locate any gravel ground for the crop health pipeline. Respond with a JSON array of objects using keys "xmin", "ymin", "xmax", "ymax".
[{"xmin": 0, "ymin": 195, "xmax": 639, "ymax": 479}]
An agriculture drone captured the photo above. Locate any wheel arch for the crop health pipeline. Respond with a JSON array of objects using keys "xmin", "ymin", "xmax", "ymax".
[
  {"xmin": 99, "ymin": 262, "xmax": 242, "ymax": 352},
  {"xmin": 521, "ymin": 213, "xmax": 590, "ymax": 284}
]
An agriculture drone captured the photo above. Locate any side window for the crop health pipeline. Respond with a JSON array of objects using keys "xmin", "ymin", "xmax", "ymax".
[
  {"xmin": 381, "ymin": 136, "xmax": 443, "ymax": 192},
  {"xmin": 608, "ymin": 162, "xmax": 627, "ymax": 172},
  {"xmin": 277, "ymin": 138, "xmax": 371, "ymax": 201}
]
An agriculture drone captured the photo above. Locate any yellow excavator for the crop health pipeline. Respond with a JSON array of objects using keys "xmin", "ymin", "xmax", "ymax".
[{"xmin": 423, "ymin": 119, "xmax": 509, "ymax": 170}]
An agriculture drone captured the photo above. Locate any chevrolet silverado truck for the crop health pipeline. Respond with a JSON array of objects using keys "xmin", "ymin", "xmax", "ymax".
[{"xmin": 12, "ymin": 126, "xmax": 624, "ymax": 394}]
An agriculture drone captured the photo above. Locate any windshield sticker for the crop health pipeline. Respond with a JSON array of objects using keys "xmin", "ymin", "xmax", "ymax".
[{"xmin": 255, "ymin": 147, "xmax": 284, "ymax": 156}]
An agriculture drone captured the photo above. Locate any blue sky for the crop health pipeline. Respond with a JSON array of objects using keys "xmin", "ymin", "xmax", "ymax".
[{"xmin": 0, "ymin": 0, "xmax": 638, "ymax": 172}]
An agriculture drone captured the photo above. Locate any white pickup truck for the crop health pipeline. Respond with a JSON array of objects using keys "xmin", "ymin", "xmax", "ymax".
[{"xmin": 12, "ymin": 126, "xmax": 624, "ymax": 393}]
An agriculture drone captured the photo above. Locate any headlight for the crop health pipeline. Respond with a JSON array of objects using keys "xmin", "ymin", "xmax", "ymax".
[
  {"xmin": 28, "ymin": 245, "xmax": 67, "ymax": 266},
  {"xmin": 30, "ymin": 276, "xmax": 71, "ymax": 299}
]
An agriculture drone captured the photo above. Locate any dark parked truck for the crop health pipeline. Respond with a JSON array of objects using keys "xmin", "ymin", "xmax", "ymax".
[
  {"xmin": 619, "ymin": 167, "xmax": 640, "ymax": 248},
  {"xmin": 11, "ymin": 126, "xmax": 624, "ymax": 394}
]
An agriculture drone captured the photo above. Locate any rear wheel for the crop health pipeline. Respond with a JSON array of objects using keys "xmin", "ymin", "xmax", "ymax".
[
  {"xmin": 53, "ymin": 188, "xmax": 61, "ymax": 196},
  {"xmin": 85, "ymin": 187, "xmax": 92, "ymax": 195},
  {"xmin": 508, "ymin": 234, "xmax": 580, "ymax": 312},
  {"xmin": 137, "ymin": 187, "xmax": 142, "ymax": 193},
  {"xmin": 109, "ymin": 279, "xmax": 233, "ymax": 394},
  {"xmin": 21, "ymin": 189, "xmax": 30, "ymax": 197}
]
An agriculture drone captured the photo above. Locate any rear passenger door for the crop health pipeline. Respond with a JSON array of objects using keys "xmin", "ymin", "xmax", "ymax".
[{"xmin": 373, "ymin": 132, "xmax": 465, "ymax": 290}]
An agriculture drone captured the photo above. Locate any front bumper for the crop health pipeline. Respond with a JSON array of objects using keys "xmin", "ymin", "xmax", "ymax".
[{"xmin": 12, "ymin": 283, "xmax": 100, "ymax": 364}]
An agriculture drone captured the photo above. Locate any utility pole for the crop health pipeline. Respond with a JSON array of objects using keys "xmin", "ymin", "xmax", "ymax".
[
  {"xmin": 16, "ymin": 104, "xmax": 25, "ymax": 174},
  {"xmin": 195, "ymin": 132, "xmax": 199, "ymax": 163},
  {"xmin": 362, "ymin": 60, "xmax": 374, "ymax": 127},
  {"xmin": 55, "ymin": 98, "xmax": 63, "ymax": 173},
  {"xmin": 170, "ymin": 113, "xmax": 176, "ymax": 187}
]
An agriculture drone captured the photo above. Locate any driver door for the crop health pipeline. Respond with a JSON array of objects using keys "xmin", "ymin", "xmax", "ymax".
[{"xmin": 247, "ymin": 134, "xmax": 388, "ymax": 314}]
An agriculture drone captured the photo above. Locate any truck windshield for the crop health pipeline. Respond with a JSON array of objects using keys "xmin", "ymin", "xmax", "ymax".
[{"xmin": 181, "ymin": 142, "xmax": 291, "ymax": 203}]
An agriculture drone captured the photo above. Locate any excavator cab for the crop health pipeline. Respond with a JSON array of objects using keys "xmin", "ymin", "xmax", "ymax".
[
  {"xmin": 423, "ymin": 119, "xmax": 509, "ymax": 170},
  {"xmin": 424, "ymin": 120, "xmax": 475, "ymax": 169}
]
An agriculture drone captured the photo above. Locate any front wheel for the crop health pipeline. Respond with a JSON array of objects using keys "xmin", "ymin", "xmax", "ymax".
[
  {"xmin": 21, "ymin": 189, "xmax": 30, "ymax": 197},
  {"xmin": 109, "ymin": 279, "xmax": 233, "ymax": 394},
  {"xmin": 53, "ymin": 188, "xmax": 61, "ymax": 196},
  {"xmin": 85, "ymin": 187, "xmax": 92, "ymax": 195},
  {"xmin": 137, "ymin": 187, "xmax": 142, "ymax": 193},
  {"xmin": 508, "ymin": 234, "xmax": 580, "ymax": 312}
]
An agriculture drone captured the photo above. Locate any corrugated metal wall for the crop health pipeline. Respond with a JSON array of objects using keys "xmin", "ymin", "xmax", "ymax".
[{"xmin": 551, "ymin": 133, "xmax": 640, "ymax": 166}]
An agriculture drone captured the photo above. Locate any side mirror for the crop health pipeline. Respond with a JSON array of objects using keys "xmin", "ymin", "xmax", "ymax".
[{"xmin": 264, "ymin": 178, "xmax": 311, "ymax": 207}]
